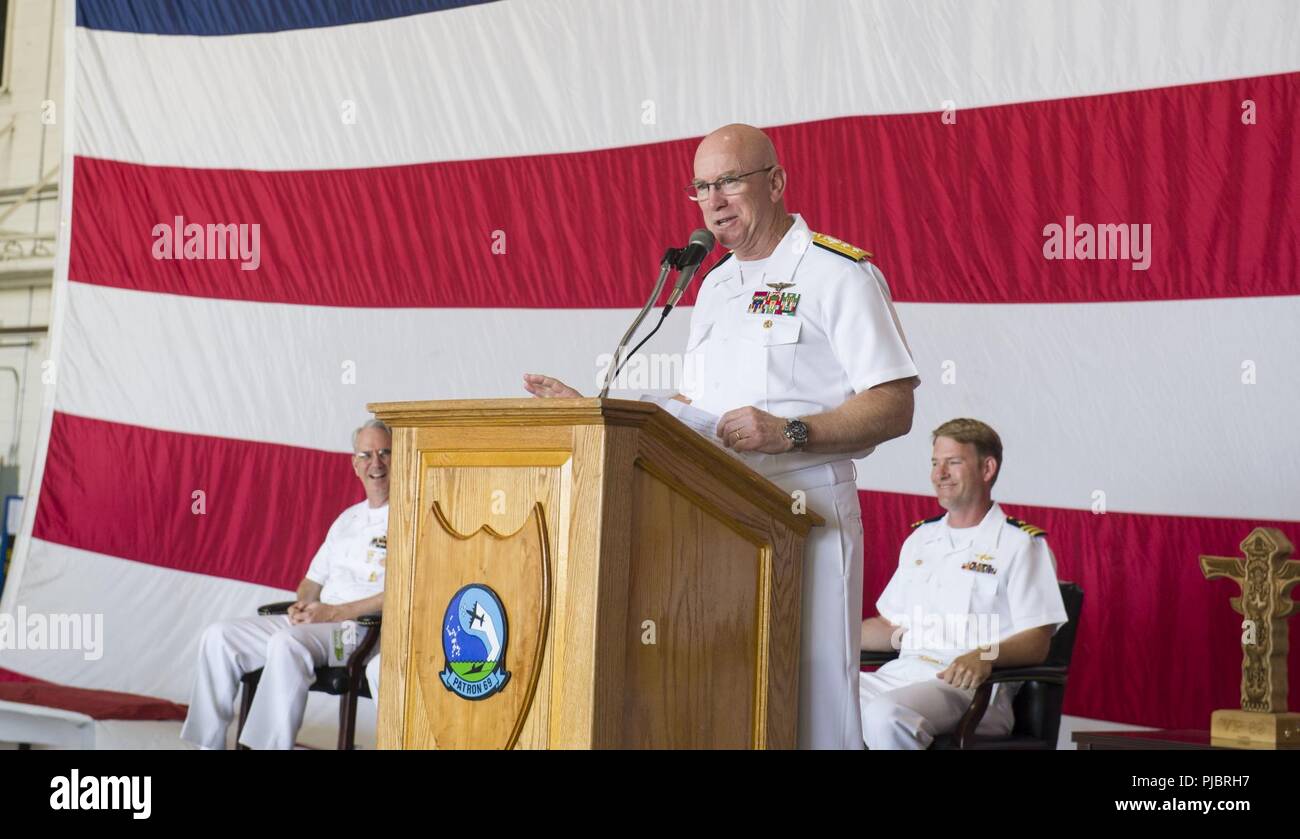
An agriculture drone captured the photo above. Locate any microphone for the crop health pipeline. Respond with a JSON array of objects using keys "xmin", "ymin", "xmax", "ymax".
[
  {"xmin": 663, "ymin": 228, "xmax": 716, "ymax": 311},
  {"xmin": 597, "ymin": 229, "xmax": 716, "ymax": 399},
  {"xmin": 597, "ymin": 247, "xmax": 678, "ymax": 398}
]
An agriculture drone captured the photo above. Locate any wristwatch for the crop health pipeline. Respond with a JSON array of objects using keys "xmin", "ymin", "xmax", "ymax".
[{"xmin": 783, "ymin": 418, "xmax": 809, "ymax": 451}]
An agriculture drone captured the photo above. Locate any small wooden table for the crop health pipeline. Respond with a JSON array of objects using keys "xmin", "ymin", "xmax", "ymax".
[{"xmin": 1073, "ymin": 729, "xmax": 1300, "ymax": 750}]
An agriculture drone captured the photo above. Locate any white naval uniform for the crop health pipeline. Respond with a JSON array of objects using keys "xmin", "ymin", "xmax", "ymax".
[
  {"xmin": 366, "ymin": 654, "xmax": 382, "ymax": 699},
  {"xmin": 859, "ymin": 502, "xmax": 1068, "ymax": 749},
  {"xmin": 180, "ymin": 500, "xmax": 387, "ymax": 749},
  {"xmin": 681, "ymin": 214, "xmax": 919, "ymax": 749}
]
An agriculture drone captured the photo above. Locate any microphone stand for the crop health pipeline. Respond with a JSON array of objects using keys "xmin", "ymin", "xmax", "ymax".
[{"xmin": 599, "ymin": 248, "xmax": 680, "ymax": 399}]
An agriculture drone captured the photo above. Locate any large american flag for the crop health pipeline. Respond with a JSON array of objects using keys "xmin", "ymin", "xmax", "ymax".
[{"xmin": 1, "ymin": 0, "xmax": 1297, "ymax": 745}]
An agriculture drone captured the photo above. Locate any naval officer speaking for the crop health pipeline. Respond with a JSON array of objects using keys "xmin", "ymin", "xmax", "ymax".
[{"xmin": 524, "ymin": 123, "xmax": 919, "ymax": 749}]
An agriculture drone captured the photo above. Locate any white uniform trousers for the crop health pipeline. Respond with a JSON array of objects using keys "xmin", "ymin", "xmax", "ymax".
[
  {"xmin": 180, "ymin": 614, "xmax": 355, "ymax": 750},
  {"xmin": 859, "ymin": 657, "xmax": 1015, "ymax": 749},
  {"xmin": 770, "ymin": 461, "xmax": 864, "ymax": 750},
  {"xmin": 366, "ymin": 654, "xmax": 381, "ymax": 700}
]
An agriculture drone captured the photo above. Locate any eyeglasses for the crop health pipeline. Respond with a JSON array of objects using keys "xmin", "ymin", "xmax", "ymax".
[
  {"xmin": 685, "ymin": 166, "xmax": 776, "ymax": 201},
  {"xmin": 353, "ymin": 449, "xmax": 391, "ymax": 464}
]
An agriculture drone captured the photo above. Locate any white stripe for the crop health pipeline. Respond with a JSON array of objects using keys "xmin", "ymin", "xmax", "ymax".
[
  {"xmin": 75, "ymin": 0, "xmax": 1300, "ymax": 169},
  {"xmin": 863, "ymin": 297, "xmax": 1300, "ymax": 521},
  {"xmin": 54, "ymin": 283, "xmax": 690, "ymax": 450},
  {"xmin": 0, "ymin": 539, "xmax": 375, "ymax": 749},
  {"xmin": 54, "ymin": 283, "xmax": 1300, "ymax": 520},
  {"xmin": 0, "ymin": 539, "xmax": 292, "ymax": 701}
]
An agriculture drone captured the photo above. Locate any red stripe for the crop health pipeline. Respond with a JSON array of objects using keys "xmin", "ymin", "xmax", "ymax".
[
  {"xmin": 858, "ymin": 490, "xmax": 1300, "ymax": 730},
  {"xmin": 70, "ymin": 73, "xmax": 1300, "ymax": 307},
  {"xmin": 32, "ymin": 413, "xmax": 363, "ymax": 590},
  {"xmin": 0, "ymin": 682, "xmax": 187, "ymax": 721},
  {"xmin": 0, "ymin": 668, "xmax": 46, "ymax": 684},
  {"xmin": 0, "ymin": 667, "xmax": 189, "ymax": 720},
  {"xmin": 30, "ymin": 411, "xmax": 1300, "ymax": 727}
]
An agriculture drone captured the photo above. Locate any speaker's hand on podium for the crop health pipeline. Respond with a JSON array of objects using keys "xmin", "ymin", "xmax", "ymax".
[{"xmin": 523, "ymin": 373, "xmax": 581, "ymax": 398}]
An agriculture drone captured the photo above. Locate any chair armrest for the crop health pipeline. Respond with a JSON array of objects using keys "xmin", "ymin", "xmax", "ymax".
[
  {"xmin": 954, "ymin": 666, "xmax": 1070, "ymax": 747},
  {"xmin": 860, "ymin": 649, "xmax": 900, "ymax": 667},
  {"xmin": 345, "ymin": 618, "xmax": 382, "ymax": 683},
  {"xmin": 982, "ymin": 665, "xmax": 1068, "ymax": 686},
  {"xmin": 257, "ymin": 604, "xmax": 381, "ymax": 626}
]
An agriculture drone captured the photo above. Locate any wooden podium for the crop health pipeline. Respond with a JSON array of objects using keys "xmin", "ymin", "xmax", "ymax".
[{"xmin": 367, "ymin": 398, "xmax": 821, "ymax": 749}]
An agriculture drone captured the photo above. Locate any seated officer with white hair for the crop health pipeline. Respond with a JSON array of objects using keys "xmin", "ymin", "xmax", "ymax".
[
  {"xmin": 859, "ymin": 418, "xmax": 1067, "ymax": 749},
  {"xmin": 181, "ymin": 419, "xmax": 391, "ymax": 750}
]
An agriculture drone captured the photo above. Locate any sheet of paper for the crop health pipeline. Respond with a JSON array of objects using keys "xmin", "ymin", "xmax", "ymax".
[{"xmin": 639, "ymin": 394, "xmax": 741, "ymax": 457}]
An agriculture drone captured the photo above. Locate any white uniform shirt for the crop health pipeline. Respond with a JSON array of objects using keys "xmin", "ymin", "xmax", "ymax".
[
  {"xmin": 681, "ymin": 214, "xmax": 918, "ymax": 477},
  {"xmin": 305, "ymin": 501, "xmax": 389, "ymax": 606},
  {"xmin": 875, "ymin": 502, "xmax": 1068, "ymax": 666}
]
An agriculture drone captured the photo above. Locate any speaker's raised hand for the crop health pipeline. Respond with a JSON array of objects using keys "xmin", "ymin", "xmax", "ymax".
[{"xmin": 523, "ymin": 373, "xmax": 581, "ymax": 398}]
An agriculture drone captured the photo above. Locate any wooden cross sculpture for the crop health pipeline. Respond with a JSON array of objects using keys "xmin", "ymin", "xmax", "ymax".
[{"xmin": 1200, "ymin": 527, "xmax": 1300, "ymax": 745}]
